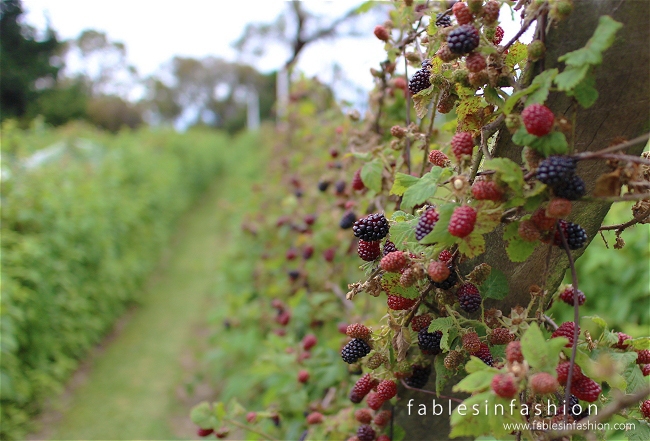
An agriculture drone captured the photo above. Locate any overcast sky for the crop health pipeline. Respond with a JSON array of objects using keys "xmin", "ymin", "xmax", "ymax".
[{"xmin": 20, "ymin": 1, "xmax": 530, "ymax": 107}]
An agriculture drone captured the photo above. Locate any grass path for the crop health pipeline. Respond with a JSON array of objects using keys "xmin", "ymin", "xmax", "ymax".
[{"xmin": 29, "ymin": 136, "xmax": 264, "ymax": 440}]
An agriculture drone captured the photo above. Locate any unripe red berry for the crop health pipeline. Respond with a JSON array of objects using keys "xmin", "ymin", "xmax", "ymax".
[
  {"xmin": 491, "ymin": 374, "xmax": 518, "ymax": 398},
  {"xmin": 302, "ymin": 334, "xmax": 317, "ymax": 351},
  {"xmin": 298, "ymin": 369, "xmax": 309, "ymax": 383},
  {"xmin": 374, "ymin": 25, "xmax": 390, "ymax": 42},
  {"xmin": 521, "ymin": 104, "xmax": 555, "ymax": 137}
]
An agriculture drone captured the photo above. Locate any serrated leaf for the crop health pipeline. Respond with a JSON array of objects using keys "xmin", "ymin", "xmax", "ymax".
[
  {"xmin": 568, "ymin": 73, "xmax": 598, "ymax": 108},
  {"xmin": 442, "ymin": 327, "xmax": 459, "ymax": 353},
  {"xmin": 555, "ymin": 64, "xmax": 590, "ymax": 92},
  {"xmin": 584, "ymin": 315, "xmax": 608, "ymax": 329},
  {"xmin": 521, "ymin": 323, "xmax": 564, "ymax": 373},
  {"xmin": 428, "ymin": 317, "xmax": 455, "ymax": 333},
  {"xmin": 389, "ymin": 216, "xmax": 418, "ymax": 249},
  {"xmin": 505, "ymin": 41, "xmax": 527, "ymax": 70},
  {"xmin": 512, "ymin": 123, "xmax": 538, "ymax": 146},
  {"xmin": 627, "ymin": 337, "xmax": 650, "ymax": 351},
  {"xmin": 484, "ymin": 158, "xmax": 525, "ymax": 196},
  {"xmin": 401, "ymin": 167, "xmax": 451, "ymax": 212},
  {"xmin": 381, "ymin": 272, "xmax": 420, "ymax": 299},
  {"xmin": 361, "ymin": 158, "xmax": 383, "ymax": 193},
  {"xmin": 624, "ymin": 364, "xmax": 646, "ymax": 394},
  {"xmin": 351, "ymin": 151, "xmax": 372, "ymax": 160},
  {"xmin": 434, "ymin": 353, "xmax": 454, "ymax": 395},
  {"xmin": 558, "ymin": 16, "xmax": 622, "ymax": 67},
  {"xmin": 391, "ymin": 210, "xmax": 416, "ymax": 222},
  {"xmin": 450, "ymin": 392, "xmax": 518, "ymax": 439},
  {"xmin": 457, "ymin": 231, "xmax": 485, "ymax": 258},
  {"xmin": 529, "ymin": 131, "xmax": 569, "ymax": 156},
  {"xmin": 456, "ymin": 96, "xmax": 486, "ymax": 135},
  {"xmin": 190, "ymin": 402, "xmax": 214, "ymax": 429},
  {"xmin": 413, "ymin": 87, "xmax": 436, "ymax": 119},
  {"xmin": 504, "ymin": 222, "xmax": 537, "ymax": 262},
  {"xmin": 214, "ymin": 402, "xmax": 226, "ymax": 420},
  {"xmin": 391, "ymin": 172, "xmax": 420, "ymax": 196},
  {"xmin": 465, "ymin": 356, "xmax": 498, "ymax": 374},
  {"xmin": 479, "ymin": 269, "xmax": 509, "ymax": 300},
  {"xmin": 602, "ymin": 330, "xmax": 619, "ymax": 346},
  {"xmin": 420, "ymin": 203, "xmax": 458, "ymax": 246},
  {"xmin": 526, "ymin": 69, "xmax": 558, "ymax": 105},
  {"xmin": 624, "ymin": 419, "xmax": 650, "ymax": 441},
  {"xmin": 453, "ymin": 370, "xmax": 495, "ymax": 393}
]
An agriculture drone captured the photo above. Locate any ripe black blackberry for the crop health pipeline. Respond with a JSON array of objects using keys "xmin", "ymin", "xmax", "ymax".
[
  {"xmin": 353, "ymin": 213, "xmax": 389, "ymax": 242},
  {"xmin": 436, "ymin": 12, "xmax": 452, "ymax": 27},
  {"xmin": 431, "ymin": 265, "xmax": 458, "ymax": 290},
  {"xmin": 457, "ymin": 283, "xmax": 482, "ymax": 313},
  {"xmin": 340, "ymin": 211, "xmax": 356, "ymax": 229},
  {"xmin": 404, "ymin": 365, "xmax": 432, "ymax": 388},
  {"xmin": 357, "ymin": 425, "xmax": 376, "ymax": 441},
  {"xmin": 317, "ymin": 180, "xmax": 330, "ymax": 192},
  {"xmin": 415, "ymin": 207, "xmax": 439, "ymax": 240},
  {"xmin": 418, "ymin": 329, "xmax": 443, "ymax": 354},
  {"xmin": 335, "ymin": 179, "xmax": 346, "ymax": 194},
  {"xmin": 536, "ymin": 155, "xmax": 577, "ymax": 186},
  {"xmin": 383, "ymin": 239, "xmax": 397, "ymax": 256},
  {"xmin": 447, "ymin": 24, "xmax": 480, "ymax": 54},
  {"xmin": 554, "ymin": 220, "xmax": 588, "ymax": 250},
  {"xmin": 341, "ymin": 338, "xmax": 372, "ymax": 364},
  {"xmin": 408, "ymin": 67, "xmax": 431, "ymax": 95},
  {"xmin": 553, "ymin": 175, "xmax": 586, "ymax": 200}
]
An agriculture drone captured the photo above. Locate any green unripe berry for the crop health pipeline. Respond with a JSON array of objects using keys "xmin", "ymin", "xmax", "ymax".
[{"xmin": 527, "ymin": 40, "xmax": 546, "ymax": 61}]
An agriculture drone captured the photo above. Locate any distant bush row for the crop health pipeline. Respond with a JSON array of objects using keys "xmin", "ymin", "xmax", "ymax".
[{"xmin": 0, "ymin": 122, "xmax": 235, "ymax": 440}]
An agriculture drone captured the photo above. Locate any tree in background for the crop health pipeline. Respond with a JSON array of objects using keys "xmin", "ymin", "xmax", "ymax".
[{"xmin": 0, "ymin": 0, "xmax": 61, "ymax": 123}]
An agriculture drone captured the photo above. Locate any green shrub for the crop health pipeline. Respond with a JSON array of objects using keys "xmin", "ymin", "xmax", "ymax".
[{"xmin": 0, "ymin": 122, "xmax": 236, "ymax": 440}]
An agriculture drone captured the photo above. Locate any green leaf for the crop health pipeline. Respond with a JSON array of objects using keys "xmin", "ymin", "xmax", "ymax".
[
  {"xmin": 400, "ymin": 167, "xmax": 452, "ymax": 212},
  {"xmin": 361, "ymin": 159, "xmax": 383, "ymax": 193},
  {"xmin": 503, "ymin": 85, "xmax": 539, "ymax": 115},
  {"xmin": 479, "ymin": 269, "xmax": 509, "ymax": 300},
  {"xmin": 484, "ymin": 158, "xmax": 524, "ymax": 195},
  {"xmin": 526, "ymin": 69, "xmax": 558, "ymax": 105},
  {"xmin": 558, "ymin": 16, "xmax": 622, "ymax": 67},
  {"xmin": 381, "ymin": 272, "xmax": 420, "ymax": 299},
  {"xmin": 450, "ymin": 392, "xmax": 517, "ymax": 439},
  {"xmin": 457, "ymin": 231, "xmax": 486, "ymax": 258},
  {"xmin": 441, "ymin": 327, "xmax": 459, "ymax": 352},
  {"xmin": 428, "ymin": 317, "xmax": 455, "ymax": 334},
  {"xmin": 627, "ymin": 337, "xmax": 650, "ymax": 351},
  {"xmin": 555, "ymin": 64, "xmax": 590, "ymax": 92},
  {"xmin": 503, "ymin": 222, "xmax": 537, "ymax": 262},
  {"xmin": 624, "ymin": 419, "xmax": 650, "ymax": 441},
  {"xmin": 584, "ymin": 315, "xmax": 608, "ymax": 329},
  {"xmin": 434, "ymin": 353, "xmax": 454, "ymax": 395},
  {"xmin": 420, "ymin": 203, "xmax": 458, "ymax": 246},
  {"xmin": 190, "ymin": 402, "xmax": 214, "ymax": 429},
  {"xmin": 568, "ymin": 73, "xmax": 598, "ymax": 108},
  {"xmin": 413, "ymin": 87, "xmax": 436, "ymax": 119},
  {"xmin": 505, "ymin": 41, "xmax": 527, "ymax": 70},
  {"xmin": 352, "ymin": 0, "xmax": 377, "ymax": 14},
  {"xmin": 453, "ymin": 370, "xmax": 495, "ymax": 393},
  {"xmin": 456, "ymin": 96, "xmax": 487, "ymax": 134},
  {"xmin": 521, "ymin": 323, "xmax": 565, "ymax": 373},
  {"xmin": 484, "ymin": 87, "xmax": 505, "ymax": 109},
  {"xmin": 624, "ymin": 364, "xmax": 647, "ymax": 394},
  {"xmin": 214, "ymin": 402, "xmax": 226, "ymax": 420},
  {"xmin": 389, "ymin": 216, "xmax": 418, "ymax": 249},
  {"xmin": 391, "ymin": 172, "xmax": 420, "ymax": 196},
  {"xmin": 465, "ymin": 356, "xmax": 499, "ymax": 374}
]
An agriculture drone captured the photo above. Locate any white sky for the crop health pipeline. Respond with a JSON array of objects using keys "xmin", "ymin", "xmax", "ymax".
[{"xmin": 21, "ymin": 1, "xmax": 530, "ymax": 108}]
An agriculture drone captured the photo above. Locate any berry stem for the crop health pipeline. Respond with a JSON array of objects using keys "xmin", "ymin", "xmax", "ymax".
[
  {"xmin": 599, "ymin": 205, "xmax": 650, "ymax": 233},
  {"xmin": 576, "ymin": 132, "xmax": 649, "ymax": 159},
  {"xmin": 556, "ymin": 221, "xmax": 581, "ymax": 424},
  {"xmin": 403, "ymin": 284, "xmax": 434, "ymax": 328},
  {"xmin": 420, "ymin": 92, "xmax": 440, "ymax": 177},
  {"xmin": 403, "ymin": 49, "xmax": 411, "ymax": 176},
  {"xmin": 542, "ymin": 315, "xmax": 559, "ymax": 331},
  {"xmin": 500, "ymin": 4, "xmax": 546, "ymax": 53}
]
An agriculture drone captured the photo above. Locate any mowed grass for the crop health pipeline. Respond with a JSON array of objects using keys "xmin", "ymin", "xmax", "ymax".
[{"xmin": 29, "ymin": 132, "xmax": 266, "ymax": 440}]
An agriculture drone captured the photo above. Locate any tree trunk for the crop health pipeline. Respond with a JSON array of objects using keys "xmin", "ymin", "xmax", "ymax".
[{"xmin": 396, "ymin": 1, "xmax": 649, "ymax": 439}]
